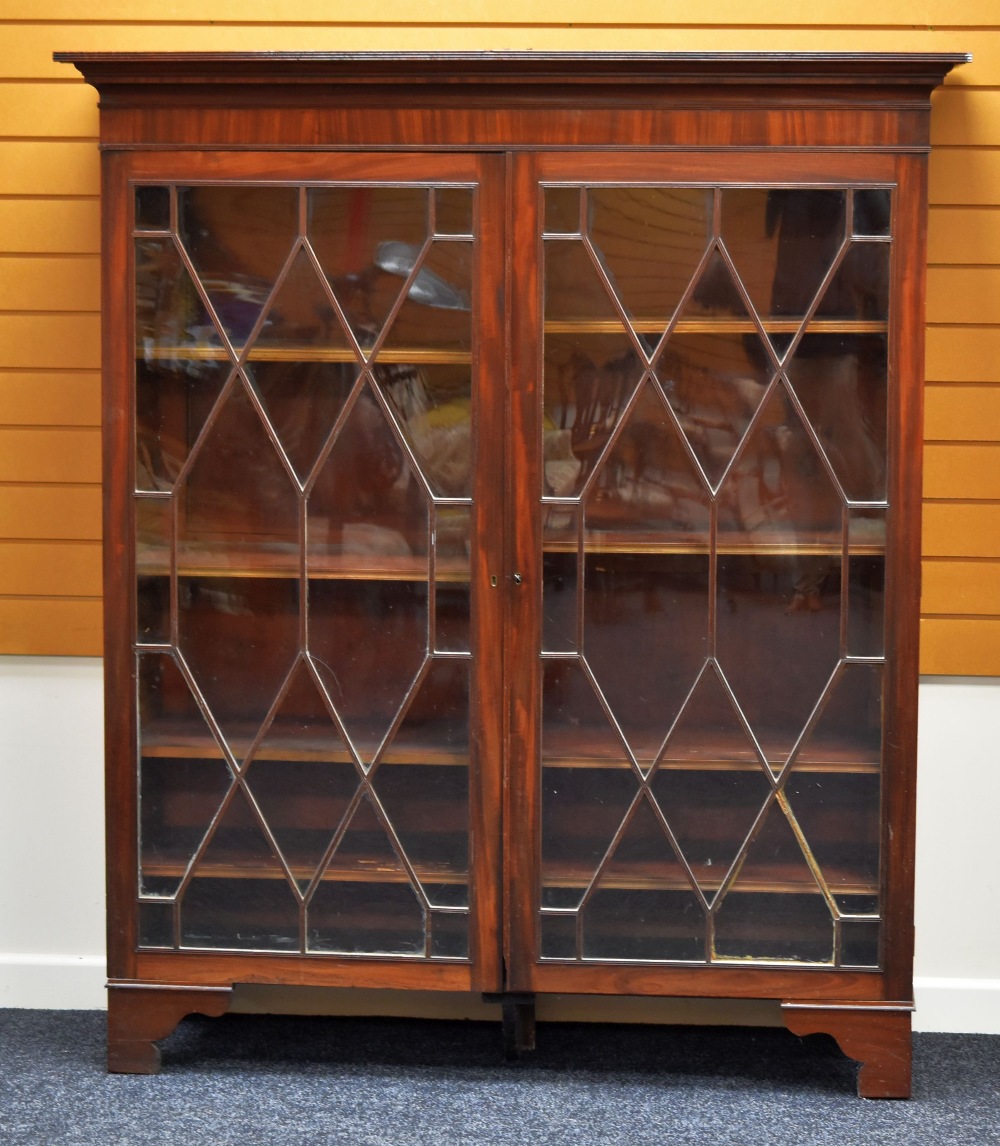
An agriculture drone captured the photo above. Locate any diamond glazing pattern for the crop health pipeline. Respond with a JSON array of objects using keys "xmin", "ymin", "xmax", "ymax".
[
  {"xmin": 540, "ymin": 185, "xmax": 889, "ymax": 967},
  {"xmin": 134, "ymin": 183, "xmax": 476, "ymax": 957}
]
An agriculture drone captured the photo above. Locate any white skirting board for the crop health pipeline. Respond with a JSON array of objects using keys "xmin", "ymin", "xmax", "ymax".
[
  {"xmin": 913, "ymin": 978, "xmax": 1000, "ymax": 1035},
  {"xmin": 0, "ymin": 955, "xmax": 107, "ymax": 1010},
  {"xmin": 2, "ymin": 658, "xmax": 998, "ymax": 1032}
]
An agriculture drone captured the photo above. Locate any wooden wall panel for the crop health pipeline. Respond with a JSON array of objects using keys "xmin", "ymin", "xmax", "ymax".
[
  {"xmin": 0, "ymin": 541, "xmax": 102, "ymax": 597},
  {"xmin": 924, "ymin": 504, "xmax": 1000, "ymax": 559},
  {"xmin": 1, "ymin": 5, "xmax": 997, "ymax": 675},
  {"xmin": 0, "ymin": 374, "xmax": 101, "ymax": 427},
  {"xmin": 925, "ymin": 386, "xmax": 1000, "ymax": 441}
]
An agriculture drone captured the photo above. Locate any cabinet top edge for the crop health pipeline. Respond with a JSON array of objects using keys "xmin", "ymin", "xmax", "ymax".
[{"xmin": 53, "ymin": 50, "xmax": 970, "ymax": 88}]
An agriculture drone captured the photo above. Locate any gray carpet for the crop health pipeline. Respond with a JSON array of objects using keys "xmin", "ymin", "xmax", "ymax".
[{"xmin": 1, "ymin": 1010, "xmax": 998, "ymax": 1145}]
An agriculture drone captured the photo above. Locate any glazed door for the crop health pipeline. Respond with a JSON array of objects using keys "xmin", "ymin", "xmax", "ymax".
[
  {"xmin": 507, "ymin": 152, "xmax": 902, "ymax": 994},
  {"xmin": 117, "ymin": 152, "xmax": 505, "ymax": 991}
]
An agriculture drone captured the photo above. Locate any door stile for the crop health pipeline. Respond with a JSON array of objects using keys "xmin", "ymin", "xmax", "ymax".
[{"xmin": 504, "ymin": 152, "xmax": 545, "ymax": 992}]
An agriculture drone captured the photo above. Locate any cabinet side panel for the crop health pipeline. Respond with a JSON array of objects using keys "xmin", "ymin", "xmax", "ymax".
[
  {"xmin": 880, "ymin": 152, "xmax": 927, "ymax": 1003},
  {"xmin": 104, "ymin": 149, "xmax": 139, "ymax": 980}
]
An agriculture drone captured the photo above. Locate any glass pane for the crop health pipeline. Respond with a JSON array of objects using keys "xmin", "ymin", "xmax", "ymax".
[
  {"xmin": 136, "ymin": 237, "xmax": 226, "ymax": 360},
  {"xmin": 540, "ymin": 913, "xmax": 578, "ymax": 959},
  {"xmin": 794, "ymin": 662, "xmax": 883, "ymax": 769},
  {"xmin": 541, "ymin": 763, "xmax": 638, "ymax": 910},
  {"xmin": 135, "ymin": 185, "xmax": 170, "ymax": 230},
  {"xmin": 848, "ymin": 511, "xmax": 886, "ymax": 656},
  {"xmin": 307, "ymin": 793, "xmax": 425, "ymax": 955},
  {"xmin": 138, "ymin": 652, "xmax": 233, "ymax": 901},
  {"xmin": 723, "ymin": 189, "xmax": 846, "ymax": 325},
  {"xmin": 308, "ymin": 187, "xmax": 430, "ymax": 354},
  {"xmin": 138, "ymin": 901, "xmax": 174, "ymax": 947},
  {"xmin": 652, "ymin": 768, "xmax": 773, "ymax": 898},
  {"xmin": 435, "ymin": 505, "xmax": 471, "ymax": 653},
  {"xmin": 543, "ymin": 345, "xmax": 645, "ymax": 500},
  {"xmin": 785, "ymin": 333, "xmax": 888, "ymax": 502},
  {"xmin": 583, "ymin": 888, "xmax": 704, "ymax": 962},
  {"xmin": 430, "ymin": 911, "xmax": 468, "ymax": 958},
  {"xmin": 181, "ymin": 786, "xmax": 301, "ymax": 951},
  {"xmin": 249, "ymin": 245, "xmax": 352, "ymax": 358},
  {"xmin": 376, "ymin": 361, "xmax": 473, "ymax": 499},
  {"xmin": 582, "ymin": 552, "xmax": 709, "ymax": 772},
  {"xmin": 434, "ymin": 187, "xmax": 473, "ymax": 236},
  {"xmin": 309, "ymin": 580, "xmax": 428, "ymax": 764},
  {"xmin": 841, "ymin": 919, "xmax": 881, "ymax": 967},
  {"xmin": 373, "ymin": 763, "xmax": 469, "ymax": 902},
  {"xmin": 136, "ymin": 497, "xmax": 170, "ymax": 643},
  {"xmin": 136, "ymin": 359, "xmax": 230, "ymax": 493},
  {"xmin": 713, "ymin": 801, "xmax": 833, "ymax": 962},
  {"xmin": 582, "ymin": 381, "xmax": 711, "ymax": 538},
  {"xmin": 814, "ymin": 242, "xmax": 889, "ymax": 322},
  {"xmin": 785, "ymin": 772, "xmax": 880, "ymax": 896},
  {"xmin": 853, "ymin": 190, "xmax": 891, "ymax": 237},
  {"xmin": 543, "ymin": 545, "xmax": 578, "ymax": 654},
  {"xmin": 243, "ymin": 660, "xmax": 359, "ymax": 893},
  {"xmin": 656, "ymin": 333, "xmax": 772, "ymax": 490},
  {"xmin": 178, "ymin": 185, "xmax": 298, "ymax": 349},
  {"xmin": 588, "ymin": 187, "xmax": 711, "ymax": 333},
  {"xmin": 544, "ymin": 187, "xmax": 581, "ymax": 235},
  {"xmin": 245, "ymin": 359, "xmax": 357, "ymax": 485}
]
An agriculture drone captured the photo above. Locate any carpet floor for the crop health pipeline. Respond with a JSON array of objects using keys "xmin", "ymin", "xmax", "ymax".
[{"xmin": 1, "ymin": 1010, "xmax": 998, "ymax": 1145}]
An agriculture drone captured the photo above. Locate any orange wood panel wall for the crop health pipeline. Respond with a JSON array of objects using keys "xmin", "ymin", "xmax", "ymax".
[{"xmin": 0, "ymin": 2, "xmax": 996, "ymax": 673}]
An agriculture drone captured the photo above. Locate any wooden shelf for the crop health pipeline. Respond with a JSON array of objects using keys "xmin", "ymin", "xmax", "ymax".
[
  {"xmin": 544, "ymin": 318, "xmax": 888, "ymax": 337},
  {"xmin": 141, "ymin": 719, "xmax": 469, "ymax": 767},
  {"xmin": 541, "ymin": 860, "xmax": 876, "ymax": 897},
  {"xmin": 138, "ymin": 345, "xmax": 472, "ymax": 366},
  {"xmin": 543, "ymin": 531, "xmax": 885, "ymax": 558},
  {"xmin": 138, "ymin": 544, "xmax": 470, "ymax": 582},
  {"xmin": 541, "ymin": 725, "xmax": 880, "ymax": 774},
  {"xmin": 142, "ymin": 854, "xmax": 469, "ymax": 885}
]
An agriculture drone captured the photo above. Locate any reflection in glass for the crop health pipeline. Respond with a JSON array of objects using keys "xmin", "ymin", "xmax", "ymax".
[
  {"xmin": 136, "ymin": 359, "xmax": 230, "ymax": 492},
  {"xmin": 848, "ymin": 511, "xmax": 886, "ymax": 656},
  {"xmin": 135, "ymin": 185, "xmax": 170, "ymax": 230},
  {"xmin": 582, "ymin": 382, "xmax": 711, "ymax": 537},
  {"xmin": 135, "ymin": 237, "xmax": 225, "ymax": 364},
  {"xmin": 543, "ymin": 335, "xmax": 645, "ymax": 499},
  {"xmin": 178, "ymin": 185, "xmax": 298, "ymax": 348},
  {"xmin": 723, "ymin": 189, "xmax": 846, "ymax": 325},
  {"xmin": 540, "ymin": 913, "xmax": 577, "ymax": 959},
  {"xmin": 181, "ymin": 786, "xmax": 300, "ymax": 951},
  {"xmin": 541, "ymin": 764, "xmax": 638, "ymax": 909},
  {"xmin": 434, "ymin": 187, "xmax": 473, "ymax": 236},
  {"xmin": 544, "ymin": 187, "xmax": 581, "ymax": 235},
  {"xmin": 656, "ymin": 333, "xmax": 772, "ymax": 489},
  {"xmin": 713, "ymin": 802, "xmax": 833, "ymax": 962},
  {"xmin": 245, "ymin": 359, "xmax": 357, "ymax": 484},
  {"xmin": 249, "ymin": 245, "xmax": 350, "ymax": 356},
  {"xmin": 786, "ymin": 334, "xmax": 887, "ymax": 502},
  {"xmin": 377, "ymin": 361, "xmax": 473, "ymax": 499},
  {"xmin": 583, "ymin": 888, "xmax": 704, "ymax": 962},
  {"xmin": 588, "ymin": 187, "xmax": 711, "ymax": 330},
  {"xmin": 853, "ymin": 189, "xmax": 891, "ymax": 237},
  {"xmin": 435, "ymin": 505, "xmax": 471, "ymax": 653},
  {"xmin": 841, "ymin": 919, "xmax": 881, "ymax": 967},
  {"xmin": 652, "ymin": 768, "xmax": 773, "ymax": 895},
  {"xmin": 814, "ymin": 242, "xmax": 889, "ymax": 322},
  {"xmin": 582, "ymin": 552, "xmax": 709, "ymax": 771},
  {"xmin": 136, "ymin": 497, "xmax": 171, "ymax": 643},
  {"xmin": 308, "ymin": 186, "xmax": 429, "ymax": 352},
  {"xmin": 138, "ymin": 901, "xmax": 174, "ymax": 947},
  {"xmin": 307, "ymin": 793, "xmax": 425, "ymax": 955}
]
